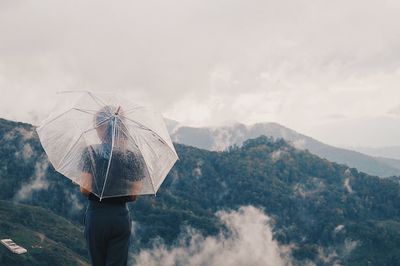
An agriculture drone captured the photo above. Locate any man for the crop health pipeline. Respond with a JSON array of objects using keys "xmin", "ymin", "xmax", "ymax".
[{"xmin": 80, "ymin": 106, "xmax": 145, "ymax": 266}]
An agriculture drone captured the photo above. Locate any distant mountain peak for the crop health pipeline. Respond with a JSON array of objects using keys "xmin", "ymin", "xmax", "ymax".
[{"xmin": 169, "ymin": 120, "xmax": 400, "ymax": 177}]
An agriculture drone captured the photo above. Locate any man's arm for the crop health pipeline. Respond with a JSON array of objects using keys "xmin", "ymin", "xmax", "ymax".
[
  {"xmin": 130, "ymin": 180, "xmax": 143, "ymax": 201},
  {"xmin": 80, "ymin": 172, "xmax": 93, "ymax": 196}
]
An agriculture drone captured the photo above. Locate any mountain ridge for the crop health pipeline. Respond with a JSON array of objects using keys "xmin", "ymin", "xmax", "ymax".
[{"xmin": 166, "ymin": 120, "xmax": 400, "ymax": 177}]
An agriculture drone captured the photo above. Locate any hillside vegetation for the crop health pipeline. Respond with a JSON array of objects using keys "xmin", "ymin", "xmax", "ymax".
[
  {"xmin": 1, "ymin": 118, "xmax": 400, "ymax": 265},
  {"xmin": 169, "ymin": 121, "xmax": 400, "ymax": 177},
  {"xmin": 0, "ymin": 200, "xmax": 88, "ymax": 266}
]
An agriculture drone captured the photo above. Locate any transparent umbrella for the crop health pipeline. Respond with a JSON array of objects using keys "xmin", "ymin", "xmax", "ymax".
[{"xmin": 36, "ymin": 91, "xmax": 178, "ymax": 200}]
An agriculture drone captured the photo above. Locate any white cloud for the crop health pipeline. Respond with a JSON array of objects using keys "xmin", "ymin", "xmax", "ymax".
[
  {"xmin": 1, "ymin": 0, "xmax": 400, "ymax": 146},
  {"xmin": 343, "ymin": 169, "xmax": 354, "ymax": 193},
  {"xmin": 315, "ymin": 239, "xmax": 359, "ymax": 266},
  {"xmin": 271, "ymin": 148, "xmax": 290, "ymax": 162},
  {"xmin": 293, "ymin": 178, "xmax": 326, "ymax": 198},
  {"xmin": 16, "ymin": 143, "xmax": 34, "ymax": 160},
  {"xmin": 211, "ymin": 127, "xmax": 237, "ymax": 151},
  {"xmin": 344, "ymin": 178, "xmax": 353, "ymax": 194},
  {"xmin": 64, "ymin": 190, "xmax": 84, "ymax": 213},
  {"xmin": 134, "ymin": 206, "xmax": 292, "ymax": 266},
  {"xmin": 14, "ymin": 158, "xmax": 50, "ymax": 201},
  {"xmin": 291, "ymin": 139, "xmax": 307, "ymax": 150},
  {"xmin": 192, "ymin": 160, "xmax": 203, "ymax": 178}
]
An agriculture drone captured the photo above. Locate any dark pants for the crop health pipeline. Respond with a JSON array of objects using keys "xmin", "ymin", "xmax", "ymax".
[{"xmin": 84, "ymin": 201, "xmax": 131, "ymax": 266}]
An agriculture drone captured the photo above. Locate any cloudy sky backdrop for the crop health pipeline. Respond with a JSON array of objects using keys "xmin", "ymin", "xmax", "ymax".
[{"xmin": 1, "ymin": 0, "xmax": 400, "ymax": 147}]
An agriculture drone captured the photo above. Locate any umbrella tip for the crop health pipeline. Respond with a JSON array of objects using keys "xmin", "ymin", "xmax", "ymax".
[{"xmin": 115, "ymin": 106, "xmax": 121, "ymax": 115}]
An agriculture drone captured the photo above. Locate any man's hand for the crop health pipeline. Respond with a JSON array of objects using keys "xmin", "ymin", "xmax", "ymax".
[
  {"xmin": 80, "ymin": 186, "xmax": 91, "ymax": 196},
  {"xmin": 130, "ymin": 195, "xmax": 138, "ymax": 202}
]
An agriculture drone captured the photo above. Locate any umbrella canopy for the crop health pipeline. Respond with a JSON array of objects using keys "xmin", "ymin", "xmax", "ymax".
[{"xmin": 36, "ymin": 91, "xmax": 178, "ymax": 199}]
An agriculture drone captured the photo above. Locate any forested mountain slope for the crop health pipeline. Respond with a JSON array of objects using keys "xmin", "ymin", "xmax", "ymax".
[
  {"xmin": 169, "ymin": 121, "xmax": 400, "ymax": 177},
  {"xmin": 1, "ymin": 118, "xmax": 400, "ymax": 265}
]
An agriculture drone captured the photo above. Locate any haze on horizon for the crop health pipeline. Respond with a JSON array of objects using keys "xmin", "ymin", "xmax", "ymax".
[{"xmin": 1, "ymin": 0, "xmax": 400, "ymax": 148}]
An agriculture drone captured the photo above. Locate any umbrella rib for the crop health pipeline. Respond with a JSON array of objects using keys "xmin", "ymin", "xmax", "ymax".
[
  {"xmin": 61, "ymin": 117, "xmax": 110, "ymax": 194},
  {"xmin": 123, "ymin": 106, "xmax": 145, "ymax": 115},
  {"xmin": 80, "ymin": 137, "xmax": 101, "ymax": 195},
  {"xmin": 99, "ymin": 118, "xmax": 117, "ymax": 200},
  {"xmin": 72, "ymin": 108, "xmax": 98, "ymax": 115},
  {"xmin": 58, "ymin": 90, "xmax": 107, "ymax": 108},
  {"xmin": 118, "ymin": 119, "xmax": 141, "ymax": 150},
  {"xmin": 137, "ymin": 134, "xmax": 159, "ymax": 194},
  {"xmin": 57, "ymin": 128, "xmax": 92, "ymax": 170},
  {"xmin": 94, "ymin": 116, "xmax": 113, "ymax": 128},
  {"xmin": 87, "ymin": 91, "xmax": 107, "ymax": 108},
  {"xmin": 114, "ymin": 93, "xmax": 144, "ymax": 114},
  {"xmin": 120, "ymin": 114, "xmax": 178, "ymax": 157},
  {"xmin": 38, "ymin": 108, "xmax": 74, "ymax": 129},
  {"xmin": 119, "ymin": 117, "xmax": 159, "ymax": 160},
  {"xmin": 38, "ymin": 107, "xmax": 97, "ymax": 130},
  {"xmin": 125, "ymin": 124, "xmax": 167, "ymax": 194},
  {"xmin": 58, "ymin": 118, "xmax": 115, "ymax": 173},
  {"xmin": 118, "ymin": 119, "xmax": 157, "ymax": 195}
]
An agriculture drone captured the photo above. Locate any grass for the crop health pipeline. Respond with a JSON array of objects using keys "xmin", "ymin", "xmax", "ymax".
[{"xmin": 0, "ymin": 200, "xmax": 89, "ymax": 266}]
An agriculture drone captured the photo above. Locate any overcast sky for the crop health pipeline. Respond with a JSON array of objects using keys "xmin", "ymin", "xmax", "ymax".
[{"xmin": 1, "ymin": 0, "xmax": 400, "ymax": 147}]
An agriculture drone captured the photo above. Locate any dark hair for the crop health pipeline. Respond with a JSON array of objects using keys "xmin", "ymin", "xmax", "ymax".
[{"xmin": 94, "ymin": 106, "xmax": 126, "ymax": 144}]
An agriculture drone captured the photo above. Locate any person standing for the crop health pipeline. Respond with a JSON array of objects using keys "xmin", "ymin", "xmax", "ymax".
[{"xmin": 80, "ymin": 106, "xmax": 144, "ymax": 266}]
